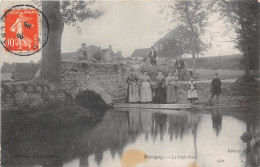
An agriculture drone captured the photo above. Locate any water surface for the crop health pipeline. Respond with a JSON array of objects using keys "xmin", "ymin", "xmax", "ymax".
[{"xmin": 2, "ymin": 107, "xmax": 260, "ymax": 167}]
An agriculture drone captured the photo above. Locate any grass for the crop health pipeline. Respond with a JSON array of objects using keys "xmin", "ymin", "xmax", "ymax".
[{"xmin": 196, "ymin": 69, "xmax": 244, "ymax": 80}]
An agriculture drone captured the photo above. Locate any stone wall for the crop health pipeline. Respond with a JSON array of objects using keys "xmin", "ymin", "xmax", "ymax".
[
  {"xmin": 6, "ymin": 61, "xmax": 129, "ymax": 108},
  {"xmin": 61, "ymin": 61, "xmax": 128, "ymax": 105},
  {"xmin": 1, "ymin": 81, "xmax": 71, "ymax": 112}
]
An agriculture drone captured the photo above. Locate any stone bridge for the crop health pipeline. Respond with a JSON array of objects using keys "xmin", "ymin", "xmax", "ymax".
[
  {"xmin": 1, "ymin": 61, "xmax": 129, "ymax": 111},
  {"xmin": 61, "ymin": 61, "xmax": 128, "ymax": 105}
]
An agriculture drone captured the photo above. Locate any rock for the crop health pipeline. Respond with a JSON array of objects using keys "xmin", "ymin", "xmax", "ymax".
[{"xmin": 241, "ymin": 132, "xmax": 253, "ymax": 143}]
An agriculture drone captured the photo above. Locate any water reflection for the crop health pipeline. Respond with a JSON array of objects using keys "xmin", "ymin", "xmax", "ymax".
[
  {"xmin": 211, "ymin": 107, "xmax": 223, "ymax": 137},
  {"xmin": 2, "ymin": 108, "xmax": 260, "ymax": 167},
  {"xmin": 152, "ymin": 113, "xmax": 167, "ymax": 141}
]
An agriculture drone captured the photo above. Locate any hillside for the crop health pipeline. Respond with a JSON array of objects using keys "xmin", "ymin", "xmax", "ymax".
[{"xmin": 184, "ymin": 54, "xmax": 243, "ymax": 70}]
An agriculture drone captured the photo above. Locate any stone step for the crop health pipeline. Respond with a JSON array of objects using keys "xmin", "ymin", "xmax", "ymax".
[{"xmin": 114, "ymin": 103, "xmax": 192, "ymax": 109}]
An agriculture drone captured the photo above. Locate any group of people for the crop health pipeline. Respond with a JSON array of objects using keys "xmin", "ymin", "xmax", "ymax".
[
  {"xmin": 75, "ymin": 43, "xmax": 102, "ymax": 63},
  {"xmin": 126, "ymin": 69, "xmax": 181, "ymax": 104},
  {"xmin": 126, "ymin": 69, "xmax": 222, "ymax": 104}
]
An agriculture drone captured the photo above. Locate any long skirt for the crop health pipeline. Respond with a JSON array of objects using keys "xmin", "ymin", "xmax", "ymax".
[
  {"xmin": 140, "ymin": 82, "xmax": 152, "ymax": 102},
  {"xmin": 154, "ymin": 86, "xmax": 166, "ymax": 104},
  {"xmin": 128, "ymin": 83, "xmax": 140, "ymax": 102},
  {"xmin": 187, "ymin": 89, "xmax": 198, "ymax": 100},
  {"xmin": 167, "ymin": 85, "xmax": 180, "ymax": 103}
]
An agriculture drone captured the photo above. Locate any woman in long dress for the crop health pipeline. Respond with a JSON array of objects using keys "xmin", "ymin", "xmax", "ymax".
[
  {"xmin": 126, "ymin": 69, "xmax": 140, "ymax": 103},
  {"xmin": 154, "ymin": 71, "xmax": 166, "ymax": 104},
  {"xmin": 140, "ymin": 71, "xmax": 152, "ymax": 103},
  {"xmin": 166, "ymin": 72, "xmax": 180, "ymax": 103}
]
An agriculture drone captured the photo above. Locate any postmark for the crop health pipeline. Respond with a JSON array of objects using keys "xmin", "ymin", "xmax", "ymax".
[{"xmin": 1, "ymin": 5, "xmax": 49, "ymax": 56}]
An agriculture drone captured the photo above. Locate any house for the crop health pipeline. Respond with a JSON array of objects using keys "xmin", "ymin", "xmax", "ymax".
[{"xmin": 131, "ymin": 48, "xmax": 151, "ymax": 61}]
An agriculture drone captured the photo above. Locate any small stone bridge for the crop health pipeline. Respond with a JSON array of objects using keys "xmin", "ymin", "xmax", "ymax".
[
  {"xmin": 1, "ymin": 61, "xmax": 129, "ymax": 111},
  {"xmin": 61, "ymin": 61, "xmax": 128, "ymax": 105}
]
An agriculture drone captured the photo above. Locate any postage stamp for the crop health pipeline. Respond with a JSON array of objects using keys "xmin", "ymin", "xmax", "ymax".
[{"xmin": 1, "ymin": 5, "xmax": 49, "ymax": 56}]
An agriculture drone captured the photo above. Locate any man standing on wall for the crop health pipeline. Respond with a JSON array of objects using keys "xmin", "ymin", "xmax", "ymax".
[
  {"xmin": 175, "ymin": 56, "xmax": 185, "ymax": 80},
  {"xmin": 149, "ymin": 46, "xmax": 157, "ymax": 66}
]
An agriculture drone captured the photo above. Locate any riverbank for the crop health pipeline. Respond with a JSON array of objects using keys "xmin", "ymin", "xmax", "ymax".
[{"xmin": 177, "ymin": 78, "xmax": 259, "ymax": 109}]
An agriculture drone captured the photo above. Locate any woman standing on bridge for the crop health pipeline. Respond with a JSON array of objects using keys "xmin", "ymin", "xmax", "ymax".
[
  {"xmin": 154, "ymin": 71, "xmax": 166, "ymax": 104},
  {"xmin": 166, "ymin": 72, "xmax": 180, "ymax": 103},
  {"xmin": 126, "ymin": 69, "xmax": 140, "ymax": 103},
  {"xmin": 140, "ymin": 71, "xmax": 152, "ymax": 103}
]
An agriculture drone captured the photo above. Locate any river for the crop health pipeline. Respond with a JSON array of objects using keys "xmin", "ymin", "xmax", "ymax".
[{"xmin": 2, "ymin": 107, "xmax": 260, "ymax": 167}]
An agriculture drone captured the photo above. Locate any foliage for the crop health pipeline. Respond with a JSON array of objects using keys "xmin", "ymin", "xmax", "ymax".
[
  {"xmin": 155, "ymin": 30, "xmax": 185, "ymax": 59},
  {"xmin": 1, "ymin": 62, "xmax": 15, "ymax": 73},
  {"xmin": 12, "ymin": 63, "xmax": 40, "ymax": 81},
  {"xmin": 159, "ymin": 0, "xmax": 213, "ymax": 73},
  {"xmin": 155, "ymin": 25, "xmax": 210, "ymax": 59},
  {"xmin": 60, "ymin": 0, "xmax": 104, "ymax": 33},
  {"xmin": 217, "ymin": 0, "xmax": 259, "ymax": 72}
]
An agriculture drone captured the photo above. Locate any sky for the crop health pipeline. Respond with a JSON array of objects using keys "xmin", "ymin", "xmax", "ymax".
[
  {"xmin": 1, "ymin": 0, "xmax": 241, "ymax": 64},
  {"xmin": 62, "ymin": 1, "xmax": 170, "ymax": 57},
  {"xmin": 61, "ymin": 1, "xmax": 240, "ymax": 58}
]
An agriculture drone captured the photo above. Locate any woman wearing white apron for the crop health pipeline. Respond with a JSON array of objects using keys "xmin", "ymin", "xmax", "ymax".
[
  {"xmin": 126, "ymin": 69, "xmax": 140, "ymax": 103},
  {"xmin": 140, "ymin": 71, "xmax": 152, "ymax": 103}
]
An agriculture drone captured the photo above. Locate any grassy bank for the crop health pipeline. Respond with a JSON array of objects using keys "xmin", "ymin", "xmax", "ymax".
[
  {"xmin": 196, "ymin": 69, "xmax": 244, "ymax": 80},
  {"xmin": 177, "ymin": 79, "xmax": 259, "ymax": 110}
]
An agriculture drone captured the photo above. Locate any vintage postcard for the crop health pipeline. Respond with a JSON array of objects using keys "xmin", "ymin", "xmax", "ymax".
[{"xmin": 0, "ymin": 0, "xmax": 259, "ymax": 167}]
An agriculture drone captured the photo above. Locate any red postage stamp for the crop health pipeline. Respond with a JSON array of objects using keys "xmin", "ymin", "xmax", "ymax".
[{"xmin": 4, "ymin": 9, "xmax": 39, "ymax": 53}]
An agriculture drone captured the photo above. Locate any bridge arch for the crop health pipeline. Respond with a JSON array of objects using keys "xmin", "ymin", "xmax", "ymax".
[{"xmin": 69, "ymin": 81, "xmax": 113, "ymax": 106}]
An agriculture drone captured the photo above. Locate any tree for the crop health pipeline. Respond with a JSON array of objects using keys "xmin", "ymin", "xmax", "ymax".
[
  {"xmin": 155, "ymin": 28, "xmax": 185, "ymax": 60},
  {"xmin": 162, "ymin": 0, "xmax": 212, "ymax": 75},
  {"xmin": 155, "ymin": 25, "xmax": 209, "ymax": 60},
  {"xmin": 217, "ymin": 0, "xmax": 259, "ymax": 77},
  {"xmin": 40, "ymin": 1, "xmax": 103, "ymax": 84}
]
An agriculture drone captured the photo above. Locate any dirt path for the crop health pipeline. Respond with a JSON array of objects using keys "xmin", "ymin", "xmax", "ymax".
[{"xmin": 179, "ymin": 79, "xmax": 237, "ymax": 84}]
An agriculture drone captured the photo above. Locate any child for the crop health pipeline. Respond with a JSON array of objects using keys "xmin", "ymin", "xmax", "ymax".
[
  {"xmin": 187, "ymin": 76, "xmax": 198, "ymax": 104},
  {"xmin": 210, "ymin": 73, "xmax": 221, "ymax": 103}
]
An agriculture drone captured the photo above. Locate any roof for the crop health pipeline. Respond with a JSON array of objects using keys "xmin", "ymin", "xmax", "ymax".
[{"xmin": 131, "ymin": 48, "xmax": 150, "ymax": 58}]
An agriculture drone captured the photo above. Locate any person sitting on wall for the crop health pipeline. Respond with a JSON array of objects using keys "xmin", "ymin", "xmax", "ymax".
[
  {"xmin": 92, "ymin": 52, "xmax": 102, "ymax": 63},
  {"xmin": 148, "ymin": 46, "xmax": 157, "ymax": 66},
  {"xmin": 175, "ymin": 56, "xmax": 185, "ymax": 80},
  {"xmin": 75, "ymin": 43, "xmax": 88, "ymax": 61}
]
